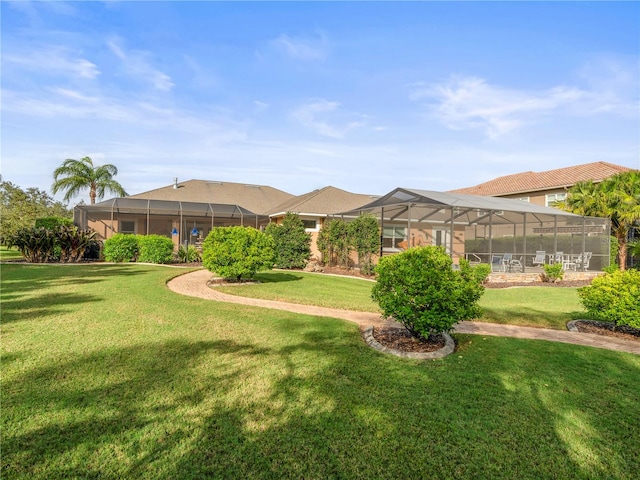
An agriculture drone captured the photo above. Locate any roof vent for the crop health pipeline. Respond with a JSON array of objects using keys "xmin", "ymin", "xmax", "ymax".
[{"xmin": 173, "ymin": 178, "xmax": 178, "ymax": 189}]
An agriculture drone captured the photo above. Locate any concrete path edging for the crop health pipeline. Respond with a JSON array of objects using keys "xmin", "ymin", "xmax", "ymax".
[
  {"xmin": 166, "ymin": 269, "xmax": 640, "ymax": 355},
  {"xmin": 361, "ymin": 326, "xmax": 455, "ymax": 359}
]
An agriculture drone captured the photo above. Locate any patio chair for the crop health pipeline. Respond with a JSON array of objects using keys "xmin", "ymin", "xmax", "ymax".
[
  {"xmin": 582, "ymin": 252, "xmax": 593, "ymax": 271},
  {"xmin": 509, "ymin": 256, "xmax": 524, "ymax": 273},
  {"xmin": 553, "ymin": 252, "xmax": 564, "ymax": 265},
  {"xmin": 532, "ymin": 251, "xmax": 546, "ymax": 267},
  {"xmin": 563, "ymin": 254, "xmax": 579, "ymax": 271},
  {"xmin": 491, "ymin": 255, "xmax": 504, "ymax": 273}
]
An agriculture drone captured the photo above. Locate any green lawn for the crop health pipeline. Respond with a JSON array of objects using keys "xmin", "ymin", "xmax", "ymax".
[
  {"xmin": 2, "ymin": 264, "xmax": 639, "ymax": 479},
  {"xmin": 0, "ymin": 246, "xmax": 23, "ymax": 261},
  {"xmin": 218, "ymin": 271, "xmax": 588, "ymax": 329}
]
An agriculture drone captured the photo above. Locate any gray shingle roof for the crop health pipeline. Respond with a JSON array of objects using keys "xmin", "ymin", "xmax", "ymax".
[
  {"xmin": 268, "ymin": 186, "xmax": 376, "ymax": 216},
  {"xmin": 129, "ymin": 179, "xmax": 294, "ymax": 215}
]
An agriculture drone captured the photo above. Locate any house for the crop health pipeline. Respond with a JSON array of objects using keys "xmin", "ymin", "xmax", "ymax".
[
  {"xmin": 449, "ymin": 161, "xmax": 632, "ymax": 206},
  {"xmin": 74, "ymin": 180, "xmax": 374, "ymax": 255},
  {"xmin": 74, "ymin": 166, "xmax": 614, "ymax": 272}
]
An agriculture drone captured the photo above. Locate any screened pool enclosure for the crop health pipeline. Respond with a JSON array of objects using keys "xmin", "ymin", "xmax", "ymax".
[
  {"xmin": 74, "ymin": 198, "xmax": 268, "ymax": 247},
  {"xmin": 342, "ymin": 188, "xmax": 610, "ymax": 272}
]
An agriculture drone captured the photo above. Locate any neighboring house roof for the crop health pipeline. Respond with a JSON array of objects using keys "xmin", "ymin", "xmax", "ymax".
[
  {"xmin": 129, "ymin": 179, "xmax": 294, "ymax": 215},
  {"xmin": 450, "ymin": 161, "xmax": 633, "ymax": 196},
  {"xmin": 268, "ymin": 186, "xmax": 377, "ymax": 217}
]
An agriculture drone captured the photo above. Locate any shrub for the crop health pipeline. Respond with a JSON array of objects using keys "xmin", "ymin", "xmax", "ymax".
[
  {"xmin": 472, "ymin": 263, "xmax": 492, "ymax": 283},
  {"xmin": 103, "ymin": 233, "xmax": 139, "ymax": 262},
  {"xmin": 202, "ymin": 226, "xmax": 275, "ymax": 280},
  {"xmin": 35, "ymin": 216, "xmax": 73, "ymax": 229},
  {"xmin": 349, "ymin": 213, "xmax": 380, "ymax": 276},
  {"xmin": 264, "ymin": 213, "xmax": 311, "ymax": 269},
  {"xmin": 137, "ymin": 235, "xmax": 174, "ymax": 264},
  {"xmin": 319, "ymin": 219, "xmax": 351, "ymax": 267},
  {"xmin": 578, "ymin": 270, "xmax": 640, "ymax": 329},
  {"xmin": 176, "ymin": 244, "xmax": 201, "ymax": 263},
  {"xmin": 6, "ymin": 227, "xmax": 57, "ymax": 263},
  {"xmin": 372, "ymin": 246, "xmax": 488, "ymax": 340},
  {"xmin": 56, "ymin": 226, "xmax": 99, "ymax": 263},
  {"xmin": 5, "ymin": 225, "xmax": 98, "ymax": 263},
  {"xmin": 542, "ymin": 263, "xmax": 564, "ymax": 283}
]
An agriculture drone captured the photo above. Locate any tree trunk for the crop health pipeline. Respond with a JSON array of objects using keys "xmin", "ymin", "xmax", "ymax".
[{"xmin": 617, "ymin": 233, "xmax": 627, "ymax": 271}]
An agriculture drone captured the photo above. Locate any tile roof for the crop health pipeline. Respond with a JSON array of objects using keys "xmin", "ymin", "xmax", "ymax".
[
  {"xmin": 268, "ymin": 186, "xmax": 377, "ymax": 216},
  {"xmin": 129, "ymin": 179, "xmax": 294, "ymax": 215},
  {"xmin": 449, "ymin": 161, "xmax": 634, "ymax": 196}
]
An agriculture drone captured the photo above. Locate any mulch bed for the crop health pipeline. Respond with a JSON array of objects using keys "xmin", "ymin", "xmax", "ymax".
[
  {"xmin": 573, "ymin": 320, "xmax": 640, "ymax": 342},
  {"xmin": 372, "ymin": 327, "xmax": 447, "ymax": 353},
  {"xmin": 484, "ymin": 280, "xmax": 593, "ymax": 288}
]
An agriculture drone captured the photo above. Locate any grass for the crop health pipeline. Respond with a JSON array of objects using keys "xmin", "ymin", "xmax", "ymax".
[
  {"xmin": 0, "ymin": 246, "xmax": 23, "ymax": 261},
  {"xmin": 217, "ymin": 270, "xmax": 588, "ymax": 329},
  {"xmin": 2, "ymin": 264, "xmax": 639, "ymax": 479},
  {"xmin": 217, "ymin": 270, "xmax": 378, "ymax": 312}
]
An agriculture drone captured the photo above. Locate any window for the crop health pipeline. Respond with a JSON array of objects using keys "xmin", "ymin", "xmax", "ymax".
[
  {"xmin": 120, "ymin": 220, "xmax": 136, "ymax": 234},
  {"xmin": 546, "ymin": 192, "xmax": 567, "ymax": 207},
  {"xmin": 382, "ymin": 226, "xmax": 406, "ymax": 250},
  {"xmin": 302, "ymin": 219, "xmax": 317, "ymax": 230}
]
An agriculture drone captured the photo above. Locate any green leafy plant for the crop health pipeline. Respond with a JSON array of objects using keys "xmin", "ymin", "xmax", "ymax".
[
  {"xmin": 103, "ymin": 233, "xmax": 139, "ymax": 262},
  {"xmin": 202, "ymin": 226, "xmax": 275, "ymax": 280},
  {"xmin": 56, "ymin": 226, "xmax": 99, "ymax": 263},
  {"xmin": 348, "ymin": 213, "xmax": 380, "ymax": 276},
  {"xmin": 6, "ymin": 227, "xmax": 58, "ymax": 263},
  {"xmin": 5, "ymin": 225, "xmax": 97, "ymax": 263},
  {"xmin": 264, "ymin": 213, "xmax": 311, "ymax": 269},
  {"xmin": 372, "ymin": 246, "xmax": 488, "ymax": 340},
  {"xmin": 473, "ymin": 263, "xmax": 492, "ymax": 283},
  {"xmin": 318, "ymin": 219, "xmax": 351, "ymax": 267},
  {"xmin": 541, "ymin": 263, "xmax": 564, "ymax": 283},
  {"xmin": 176, "ymin": 244, "xmax": 201, "ymax": 263},
  {"xmin": 578, "ymin": 270, "xmax": 640, "ymax": 329},
  {"xmin": 137, "ymin": 235, "xmax": 174, "ymax": 264}
]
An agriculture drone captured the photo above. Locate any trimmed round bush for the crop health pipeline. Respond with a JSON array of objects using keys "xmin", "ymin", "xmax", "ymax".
[
  {"xmin": 137, "ymin": 234, "xmax": 174, "ymax": 264},
  {"xmin": 578, "ymin": 270, "xmax": 640, "ymax": 329},
  {"xmin": 202, "ymin": 226, "xmax": 275, "ymax": 280},
  {"xmin": 103, "ymin": 233, "xmax": 139, "ymax": 262},
  {"xmin": 372, "ymin": 246, "xmax": 488, "ymax": 340}
]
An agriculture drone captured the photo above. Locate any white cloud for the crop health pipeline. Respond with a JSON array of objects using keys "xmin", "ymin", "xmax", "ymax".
[
  {"xmin": 412, "ymin": 64, "xmax": 640, "ymax": 139},
  {"xmin": 291, "ymin": 99, "xmax": 368, "ymax": 139},
  {"xmin": 268, "ymin": 33, "xmax": 328, "ymax": 61},
  {"xmin": 107, "ymin": 38, "xmax": 174, "ymax": 91},
  {"xmin": 411, "ymin": 76, "xmax": 590, "ymax": 138},
  {"xmin": 3, "ymin": 46, "xmax": 100, "ymax": 79}
]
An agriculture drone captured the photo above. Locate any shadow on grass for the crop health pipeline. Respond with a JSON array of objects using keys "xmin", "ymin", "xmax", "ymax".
[
  {"xmin": 253, "ymin": 272, "xmax": 304, "ymax": 284},
  {"xmin": 0, "ymin": 264, "xmax": 151, "ymax": 324},
  {"xmin": 3, "ymin": 326, "xmax": 639, "ymax": 479}
]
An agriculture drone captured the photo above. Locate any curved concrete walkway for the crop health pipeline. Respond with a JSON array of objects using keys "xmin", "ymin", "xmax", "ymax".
[{"xmin": 167, "ymin": 269, "xmax": 640, "ymax": 355}]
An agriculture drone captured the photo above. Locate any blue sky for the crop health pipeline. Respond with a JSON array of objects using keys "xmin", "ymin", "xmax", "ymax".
[{"xmin": 2, "ymin": 1, "xmax": 639, "ymax": 205}]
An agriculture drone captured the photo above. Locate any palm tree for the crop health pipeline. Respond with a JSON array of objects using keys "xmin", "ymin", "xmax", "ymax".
[
  {"xmin": 52, "ymin": 156, "xmax": 128, "ymax": 205},
  {"xmin": 559, "ymin": 171, "xmax": 640, "ymax": 270}
]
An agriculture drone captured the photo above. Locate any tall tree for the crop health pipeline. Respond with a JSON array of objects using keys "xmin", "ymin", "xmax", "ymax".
[
  {"xmin": 52, "ymin": 156, "xmax": 128, "ymax": 205},
  {"xmin": 0, "ymin": 180, "xmax": 70, "ymax": 242},
  {"xmin": 558, "ymin": 171, "xmax": 640, "ymax": 270}
]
